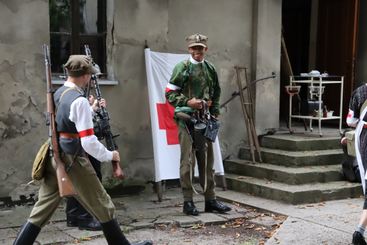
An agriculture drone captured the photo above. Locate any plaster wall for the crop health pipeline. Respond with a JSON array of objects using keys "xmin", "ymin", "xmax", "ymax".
[
  {"xmin": 167, "ymin": 0, "xmax": 254, "ymax": 157},
  {"xmin": 0, "ymin": 0, "xmax": 49, "ymax": 196},
  {"xmin": 0, "ymin": 0, "xmax": 282, "ymax": 196},
  {"xmin": 253, "ymin": 0, "xmax": 282, "ymax": 134},
  {"xmin": 106, "ymin": 0, "xmax": 281, "ymax": 178}
]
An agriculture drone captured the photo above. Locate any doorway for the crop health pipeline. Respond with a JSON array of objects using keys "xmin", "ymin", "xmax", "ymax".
[{"xmin": 280, "ymin": 0, "xmax": 360, "ymax": 126}]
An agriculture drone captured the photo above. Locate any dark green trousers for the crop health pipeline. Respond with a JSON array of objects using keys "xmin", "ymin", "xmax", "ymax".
[
  {"xmin": 178, "ymin": 126, "xmax": 216, "ymax": 201},
  {"xmin": 28, "ymin": 153, "xmax": 114, "ymax": 227}
]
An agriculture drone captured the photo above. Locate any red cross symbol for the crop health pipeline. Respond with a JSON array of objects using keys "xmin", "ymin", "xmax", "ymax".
[{"xmin": 156, "ymin": 101, "xmax": 179, "ymax": 145}]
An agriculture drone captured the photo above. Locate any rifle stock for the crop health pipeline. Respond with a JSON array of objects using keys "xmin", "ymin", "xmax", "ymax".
[{"xmin": 43, "ymin": 44, "xmax": 77, "ymax": 197}]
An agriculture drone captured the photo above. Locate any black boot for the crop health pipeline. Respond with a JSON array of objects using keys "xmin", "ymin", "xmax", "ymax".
[
  {"xmin": 13, "ymin": 221, "xmax": 41, "ymax": 245},
  {"xmin": 78, "ymin": 214, "xmax": 102, "ymax": 231},
  {"xmin": 101, "ymin": 219, "xmax": 153, "ymax": 245},
  {"xmin": 205, "ymin": 199, "xmax": 231, "ymax": 213},
  {"xmin": 353, "ymin": 231, "xmax": 367, "ymax": 245},
  {"xmin": 183, "ymin": 201, "xmax": 199, "ymax": 216},
  {"xmin": 66, "ymin": 197, "xmax": 81, "ymax": 227},
  {"xmin": 66, "ymin": 197, "xmax": 102, "ymax": 230}
]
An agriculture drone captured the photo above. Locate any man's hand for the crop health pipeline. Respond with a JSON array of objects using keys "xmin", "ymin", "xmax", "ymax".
[
  {"xmin": 112, "ymin": 150, "xmax": 120, "ymax": 162},
  {"xmin": 340, "ymin": 136, "xmax": 348, "ymax": 145},
  {"xmin": 187, "ymin": 97, "xmax": 203, "ymax": 109},
  {"xmin": 111, "ymin": 151, "xmax": 124, "ymax": 179},
  {"xmin": 89, "ymin": 95, "xmax": 107, "ymax": 112},
  {"xmin": 99, "ymin": 98, "xmax": 106, "ymax": 108},
  {"xmin": 112, "ymin": 161, "xmax": 125, "ymax": 179},
  {"xmin": 88, "ymin": 95, "xmax": 96, "ymax": 105}
]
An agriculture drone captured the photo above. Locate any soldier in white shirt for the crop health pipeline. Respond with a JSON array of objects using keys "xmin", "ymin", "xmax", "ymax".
[{"xmin": 13, "ymin": 55, "xmax": 152, "ymax": 245}]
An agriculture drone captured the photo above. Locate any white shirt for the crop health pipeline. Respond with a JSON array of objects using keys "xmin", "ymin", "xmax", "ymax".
[
  {"xmin": 64, "ymin": 81, "xmax": 113, "ymax": 162},
  {"xmin": 190, "ymin": 56, "xmax": 204, "ymax": 64}
]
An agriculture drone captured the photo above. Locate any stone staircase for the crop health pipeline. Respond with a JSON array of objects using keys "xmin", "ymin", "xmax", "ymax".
[{"xmin": 224, "ymin": 133, "xmax": 362, "ymax": 204}]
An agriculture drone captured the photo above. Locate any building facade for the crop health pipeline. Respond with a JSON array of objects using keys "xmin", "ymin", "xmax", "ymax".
[{"xmin": 0, "ymin": 0, "xmax": 281, "ymax": 196}]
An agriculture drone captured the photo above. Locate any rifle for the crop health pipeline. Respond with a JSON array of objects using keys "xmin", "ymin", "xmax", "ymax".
[
  {"xmin": 220, "ymin": 72, "xmax": 276, "ymax": 108},
  {"xmin": 84, "ymin": 45, "xmax": 124, "ymax": 178},
  {"xmin": 43, "ymin": 44, "xmax": 77, "ymax": 197}
]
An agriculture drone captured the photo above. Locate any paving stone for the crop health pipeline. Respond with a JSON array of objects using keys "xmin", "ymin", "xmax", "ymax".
[
  {"xmin": 153, "ymin": 217, "xmax": 176, "ymax": 225},
  {"xmin": 249, "ymin": 214, "xmax": 282, "ymax": 228},
  {"xmin": 0, "ymin": 206, "xmax": 32, "ymax": 228},
  {"xmin": 0, "ymin": 228, "xmax": 17, "ymax": 244},
  {"xmin": 63, "ymin": 227, "xmax": 103, "ymax": 240},
  {"xmin": 175, "ymin": 214, "xmax": 202, "ymax": 227},
  {"xmin": 217, "ymin": 210, "xmax": 247, "ymax": 220},
  {"xmin": 37, "ymin": 230, "xmax": 74, "ymax": 244},
  {"xmin": 129, "ymin": 219, "xmax": 155, "ymax": 229},
  {"xmin": 193, "ymin": 212, "xmax": 227, "ymax": 225}
]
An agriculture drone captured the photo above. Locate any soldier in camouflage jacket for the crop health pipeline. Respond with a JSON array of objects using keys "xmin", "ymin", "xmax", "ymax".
[{"xmin": 165, "ymin": 33, "xmax": 231, "ymax": 216}]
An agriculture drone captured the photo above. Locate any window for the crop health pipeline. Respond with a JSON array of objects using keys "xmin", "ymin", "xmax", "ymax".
[{"xmin": 49, "ymin": 0, "xmax": 107, "ymax": 75}]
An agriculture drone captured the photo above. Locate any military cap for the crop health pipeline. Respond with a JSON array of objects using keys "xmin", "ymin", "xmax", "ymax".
[
  {"xmin": 64, "ymin": 55, "xmax": 98, "ymax": 77},
  {"xmin": 186, "ymin": 33, "xmax": 208, "ymax": 48}
]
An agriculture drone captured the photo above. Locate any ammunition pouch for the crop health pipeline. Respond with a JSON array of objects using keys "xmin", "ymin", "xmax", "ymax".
[
  {"xmin": 203, "ymin": 118, "xmax": 220, "ymax": 142},
  {"xmin": 345, "ymin": 130, "xmax": 356, "ymax": 157},
  {"xmin": 32, "ymin": 139, "xmax": 51, "ymax": 180},
  {"xmin": 174, "ymin": 107, "xmax": 220, "ymax": 143}
]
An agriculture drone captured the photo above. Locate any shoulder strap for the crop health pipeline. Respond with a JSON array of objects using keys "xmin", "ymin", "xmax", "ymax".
[
  {"xmin": 182, "ymin": 59, "xmax": 192, "ymax": 98},
  {"xmin": 361, "ymin": 100, "xmax": 367, "ymax": 114},
  {"xmin": 55, "ymin": 86, "xmax": 83, "ymax": 113},
  {"xmin": 203, "ymin": 60, "xmax": 216, "ymax": 98},
  {"xmin": 60, "ymin": 87, "xmax": 81, "ymax": 102}
]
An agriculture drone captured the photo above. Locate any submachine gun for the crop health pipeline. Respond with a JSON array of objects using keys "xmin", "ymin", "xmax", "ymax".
[{"xmin": 84, "ymin": 45, "xmax": 123, "ymax": 176}]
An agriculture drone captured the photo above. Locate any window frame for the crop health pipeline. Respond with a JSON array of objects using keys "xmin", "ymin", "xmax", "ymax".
[{"xmin": 49, "ymin": 0, "xmax": 107, "ymax": 76}]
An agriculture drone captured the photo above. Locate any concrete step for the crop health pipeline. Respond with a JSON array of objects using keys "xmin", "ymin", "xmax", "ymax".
[
  {"xmin": 261, "ymin": 134, "xmax": 341, "ymax": 151},
  {"xmin": 239, "ymin": 147, "xmax": 343, "ymax": 167},
  {"xmin": 225, "ymin": 173, "xmax": 362, "ymax": 205},
  {"xmin": 224, "ymin": 159, "xmax": 343, "ymax": 185}
]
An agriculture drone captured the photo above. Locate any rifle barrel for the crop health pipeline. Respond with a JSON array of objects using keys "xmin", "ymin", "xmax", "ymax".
[{"xmin": 220, "ymin": 73, "xmax": 276, "ymax": 108}]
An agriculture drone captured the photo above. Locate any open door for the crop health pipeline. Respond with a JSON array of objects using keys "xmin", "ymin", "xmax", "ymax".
[{"xmin": 316, "ymin": 0, "xmax": 360, "ymax": 119}]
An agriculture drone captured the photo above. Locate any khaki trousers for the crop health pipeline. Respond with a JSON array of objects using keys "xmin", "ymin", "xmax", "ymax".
[
  {"xmin": 28, "ymin": 153, "xmax": 114, "ymax": 227},
  {"xmin": 178, "ymin": 126, "xmax": 216, "ymax": 201}
]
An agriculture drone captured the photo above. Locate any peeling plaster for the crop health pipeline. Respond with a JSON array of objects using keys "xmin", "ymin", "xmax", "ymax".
[
  {"xmin": 0, "ymin": 60, "xmax": 42, "ymax": 139},
  {"xmin": 0, "ymin": 167, "xmax": 16, "ymax": 181},
  {"xmin": 0, "ymin": 98, "xmax": 40, "ymax": 139}
]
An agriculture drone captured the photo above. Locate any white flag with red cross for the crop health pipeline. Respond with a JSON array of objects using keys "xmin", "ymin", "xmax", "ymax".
[{"xmin": 144, "ymin": 48, "xmax": 224, "ymax": 182}]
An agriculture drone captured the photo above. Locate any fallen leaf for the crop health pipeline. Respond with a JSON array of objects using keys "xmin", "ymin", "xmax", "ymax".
[
  {"xmin": 191, "ymin": 224, "xmax": 204, "ymax": 229},
  {"xmin": 80, "ymin": 237, "xmax": 92, "ymax": 241}
]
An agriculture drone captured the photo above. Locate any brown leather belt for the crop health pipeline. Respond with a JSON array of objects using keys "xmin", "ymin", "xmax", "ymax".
[{"xmin": 59, "ymin": 132, "xmax": 80, "ymax": 139}]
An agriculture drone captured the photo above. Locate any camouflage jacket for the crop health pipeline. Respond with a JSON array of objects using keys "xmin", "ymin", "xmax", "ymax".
[{"xmin": 165, "ymin": 59, "xmax": 221, "ymax": 116}]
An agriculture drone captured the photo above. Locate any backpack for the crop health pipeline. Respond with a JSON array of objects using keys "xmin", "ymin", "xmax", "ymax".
[
  {"xmin": 341, "ymin": 130, "xmax": 361, "ymax": 183},
  {"xmin": 345, "ymin": 100, "xmax": 367, "ymax": 157}
]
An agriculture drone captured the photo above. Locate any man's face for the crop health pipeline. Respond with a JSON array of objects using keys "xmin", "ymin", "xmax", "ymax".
[
  {"xmin": 82, "ymin": 74, "xmax": 92, "ymax": 88},
  {"xmin": 188, "ymin": 46, "xmax": 208, "ymax": 62}
]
